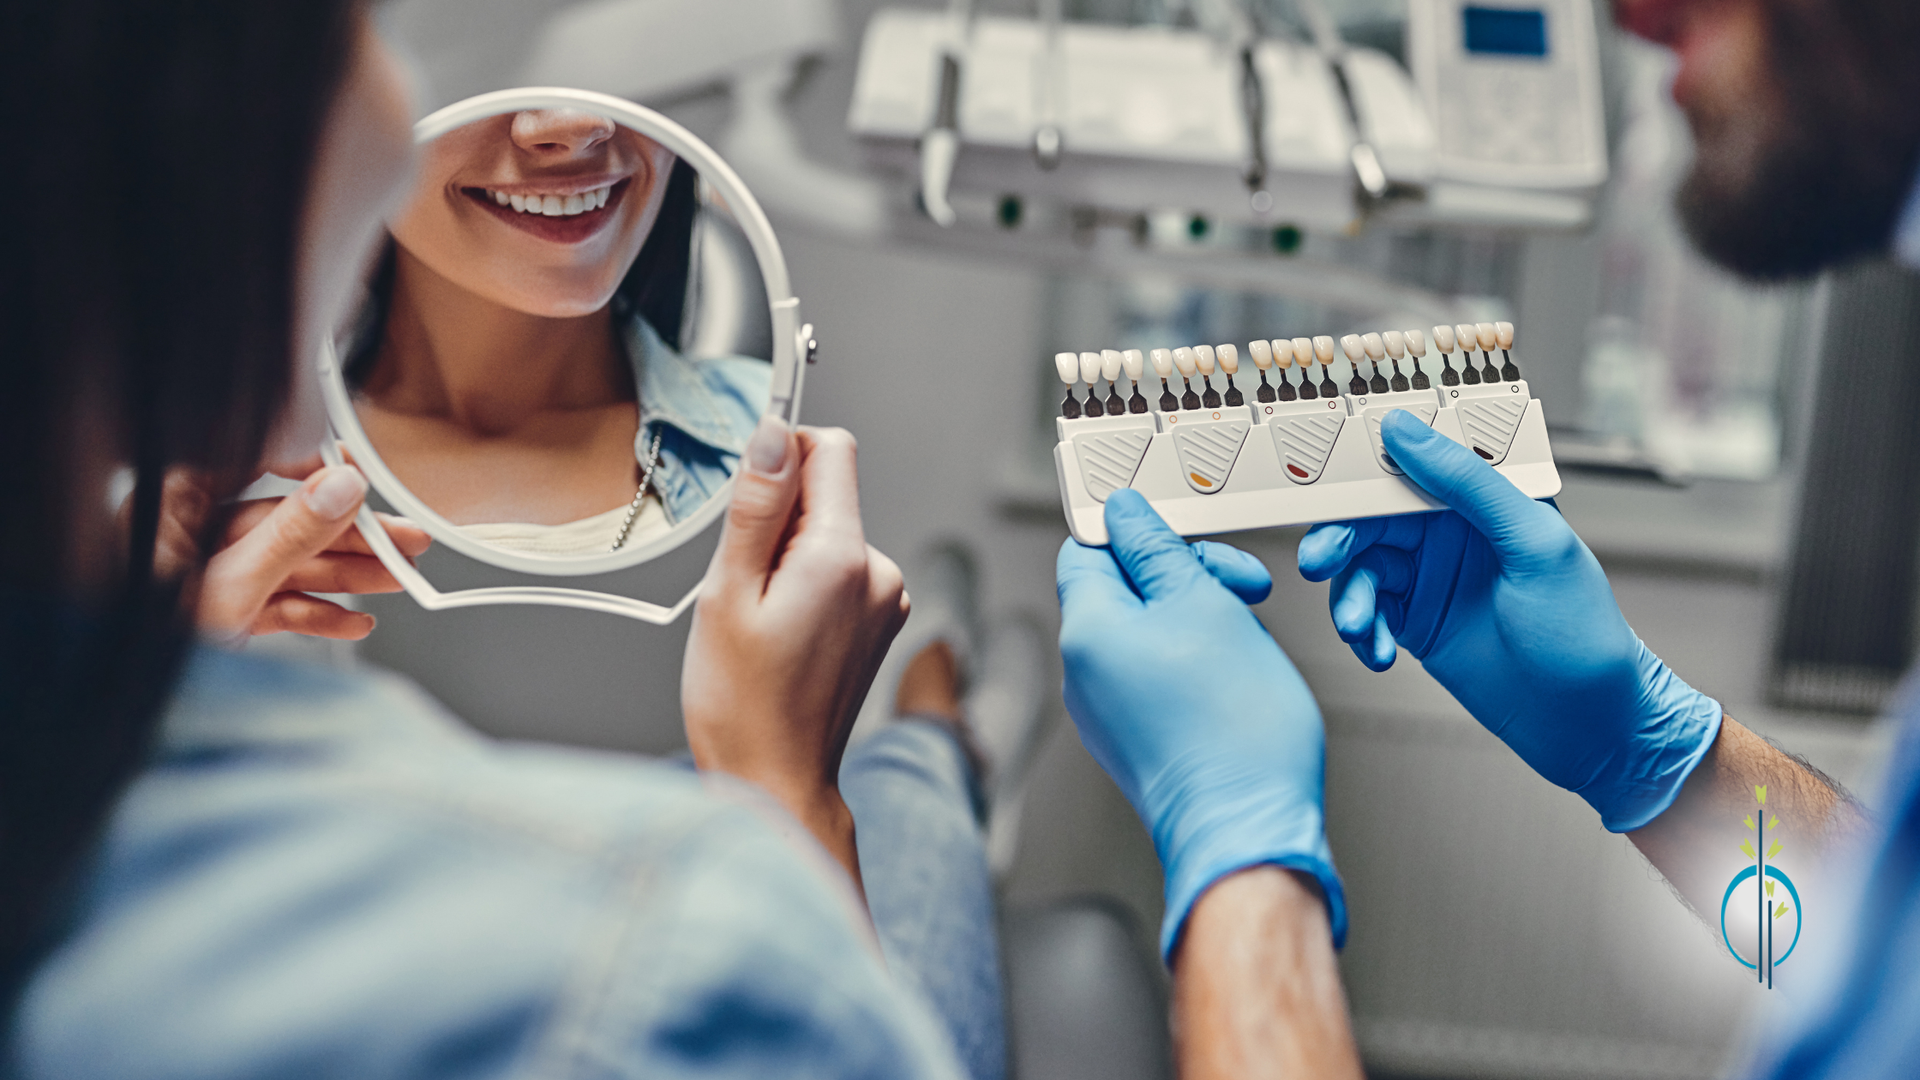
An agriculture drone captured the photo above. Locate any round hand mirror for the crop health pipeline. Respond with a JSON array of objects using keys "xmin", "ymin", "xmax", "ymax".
[{"xmin": 318, "ymin": 87, "xmax": 809, "ymax": 624}]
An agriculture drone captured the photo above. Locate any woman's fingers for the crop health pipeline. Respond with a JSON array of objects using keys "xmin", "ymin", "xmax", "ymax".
[
  {"xmin": 251, "ymin": 593, "xmax": 376, "ymax": 640},
  {"xmin": 276, "ymin": 552, "xmax": 408, "ymax": 595},
  {"xmin": 198, "ymin": 466, "xmax": 368, "ymax": 636},
  {"xmin": 792, "ymin": 427, "xmax": 867, "ymax": 546},
  {"xmin": 709, "ymin": 414, "xmax": 802, "ymax": 597},
  {"xmin": 225, "ymin": 502, "xmax": 429, "ymax": 558}
]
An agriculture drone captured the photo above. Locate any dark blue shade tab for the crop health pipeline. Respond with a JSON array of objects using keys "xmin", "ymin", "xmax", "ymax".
[{"xmin": 1463, "ymin": 6, "xmax": 1549, "ymax": 56}]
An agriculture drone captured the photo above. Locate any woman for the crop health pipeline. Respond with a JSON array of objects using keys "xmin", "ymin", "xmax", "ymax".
[
  {"xmin": 0, "ymin": 3, "xmax": 998, "ymax": 1077},
  {"xmin": 346, "ymin": 109, "xmax": 767, "ymax": 556}
]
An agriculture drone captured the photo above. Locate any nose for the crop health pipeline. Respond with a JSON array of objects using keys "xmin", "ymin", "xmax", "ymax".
[{"xmin": 509, "ymin": 109, "xmax": 616, "ymax": 157}]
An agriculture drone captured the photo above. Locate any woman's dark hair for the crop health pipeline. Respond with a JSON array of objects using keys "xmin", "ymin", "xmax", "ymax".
[
  {"xmin": 344, "ymin": 156, "xmax": 700, "ymax": 385},
  {"xmin": 0, "ymin": 0, "xmax": 358, "ymax": 971}
]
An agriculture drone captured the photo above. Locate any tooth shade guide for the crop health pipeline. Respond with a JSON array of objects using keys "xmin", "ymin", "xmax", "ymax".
[
  {"xmin": 1122, "ymin": 349, "xmax": 1145, "ymax": 380},
  {"xmin": 1194, "ymin": 345, "xmax": 1217, "ymax": 376},
  {"xmin": 1215, "ymin": 344, "xmax": 1239, "ymax": 375},
  {"xmin": 1292, "ymin": 339, "xmax": 1314, "ymax": 369},
  {"xmin": 1431, "ymin": 324, "xmax": 1456, "ymax": 353},
  {"xmin": 1248, "ymin": 340, "xmax": 1273, "ymax": 369},
  {"xmin": 1101, "ymin": 349, "xmax": 1124, "ymax": 382}
]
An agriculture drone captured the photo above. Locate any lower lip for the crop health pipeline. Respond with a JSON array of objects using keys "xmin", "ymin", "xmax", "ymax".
[{"xmin": 464, "ymin": 178, "xmax": 633, "ymax": 244}]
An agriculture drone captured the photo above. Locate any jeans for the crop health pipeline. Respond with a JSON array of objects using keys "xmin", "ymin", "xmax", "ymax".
[{"xmin": 842, "ymin": 721, "xmax": 1006, "ymax": 1080}]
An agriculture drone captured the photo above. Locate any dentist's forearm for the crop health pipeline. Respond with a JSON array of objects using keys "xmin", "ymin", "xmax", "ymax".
[
  {"xmin": 1628, "ymin": 714, "xmax": 1867, "ymax": 920},
  {"xmin": 1172, "ymin": 867, "xmax": 1364, "ymax": 1080}
]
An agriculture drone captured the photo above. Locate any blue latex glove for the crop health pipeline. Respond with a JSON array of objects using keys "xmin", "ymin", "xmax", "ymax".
[
  {"xmin": 1057, "ymin": 489, "xmax": 1345, "ymax": 961},
  {"xmin": 1298, "ymin": 411, "xmax": 1722, "ymax": 832}
]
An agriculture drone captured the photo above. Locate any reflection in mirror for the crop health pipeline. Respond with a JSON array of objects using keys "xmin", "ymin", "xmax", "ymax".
[{"xmin": 341, "ymin": 108, "xmax": 772, "ymax": 559}]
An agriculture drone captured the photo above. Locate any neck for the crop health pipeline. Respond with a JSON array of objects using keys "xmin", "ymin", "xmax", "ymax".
[{"xmin": 363, "ymin": 247, "xmax": 630, "ymax": 435}]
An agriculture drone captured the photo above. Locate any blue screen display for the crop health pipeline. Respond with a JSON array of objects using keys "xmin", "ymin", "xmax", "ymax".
[{"xmin": 1463, "ymin": 6, "xmax": 1549, "ymax": 56}]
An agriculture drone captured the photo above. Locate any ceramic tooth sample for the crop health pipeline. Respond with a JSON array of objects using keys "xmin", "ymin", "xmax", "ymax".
[
  {"xmin": 1312, "ymin": 336, "xmax": 1339, "ymax": 398},
  {"xmin": 1151, "ymin": 348, "xmax": 1179, "ymax": 412},
  {"xmin": 1495, "ymin": 321, "xmax": 1519, "ymax": 381},
  {"xmin": 1122, "ymin": 349, "xmax": 1149, "ymax": 413},
  {"xmin": 1455, "ymin": 324, "xmax": 1482, "ymax": 385},
  {"xmin": 1101, "ymin": 349, "xmax": 1127, "ymax": 415},
  {"xmin": 1248, "ymin": 339, "xmax": 1277, "ymax": 403},
  {"xmin": 1079, "ymin": 352, "xmax": 1106, "ymax": 416},
  {"xmin": 1055, "ymin": 351, "xmax": 1082, "ymax": 418},
  {"xmin": 1383, "ymin": 330, "xmax": 1411, "ymax": 392},
  {"xmin": 1474, "ymin": 322, "xmax": 1501, "ymax": 382},
  {"xmin": 1432, "ymin": 324, "xmax": 1460, "ymax": 386},
  {"xmin": 1362, "ymin": 332, "xmax": 1390, "ymax": 394},
  {"xmin": 1292, "ymin": 338, "xmax": 1318, "ymax": 401},
  {"xmin": 1217, "ymin": 344, "xmax": 1243, "ymax": 406},
  {"xmin": 1173, "ymin": 347, "xmax": 1203, "ymax": 410},
  {"xmin": 1194, "ymin": 344, "xmax": 1222, "ymax": 408},
  {"xmin": 1340, "ymin": 334, "xmax": 1369, "ymax": 396},
  {"xmin": 1404, "ymin": 329, "xmax": 1431, "ymax": 390},
  {"xmin": 1289, "ymin": 337, "xmax": 1313, "ymax": 400}
]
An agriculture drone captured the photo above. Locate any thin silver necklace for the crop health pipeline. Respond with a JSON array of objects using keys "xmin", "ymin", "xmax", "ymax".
[{"xmin": 609, "ymin": 430, "xmax": 664, "ymax": 551}]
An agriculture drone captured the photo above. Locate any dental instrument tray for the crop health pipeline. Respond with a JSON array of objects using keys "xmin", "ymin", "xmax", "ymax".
[{"xmin": 1051, "ymin": 322, "xmax": 1560, "ymax": 546}]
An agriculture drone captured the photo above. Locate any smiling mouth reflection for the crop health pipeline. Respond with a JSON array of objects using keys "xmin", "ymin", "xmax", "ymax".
[{"xmin": 484, "ymin": 186, "xmax": 613, "ymax": 216}]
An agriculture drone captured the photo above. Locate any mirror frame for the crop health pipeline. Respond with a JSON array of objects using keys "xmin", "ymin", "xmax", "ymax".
[{"xmin": 318, "ymin": 87, "xmax": 809, "ymax": 623}]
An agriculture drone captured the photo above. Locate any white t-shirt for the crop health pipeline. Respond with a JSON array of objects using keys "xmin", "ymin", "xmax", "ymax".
[{"xmin": 457, "ymin": 492, "xmax": 670, "ymax": 558}]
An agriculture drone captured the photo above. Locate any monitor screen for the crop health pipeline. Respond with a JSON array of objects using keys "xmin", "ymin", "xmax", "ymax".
[{"xmin": 1462, "ymin": 6, "xmax": 1549, "ymax": 56}]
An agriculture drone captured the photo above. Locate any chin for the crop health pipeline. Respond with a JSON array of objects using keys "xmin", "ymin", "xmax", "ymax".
[{"xmin": 1677, "ymin": 125, "xmax": 1907, "ymax": 281}]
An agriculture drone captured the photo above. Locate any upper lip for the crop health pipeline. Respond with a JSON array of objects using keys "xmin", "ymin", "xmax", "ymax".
[{"xmin": 462, "ymin": 172, "xmax": 634, "ymax": 198}]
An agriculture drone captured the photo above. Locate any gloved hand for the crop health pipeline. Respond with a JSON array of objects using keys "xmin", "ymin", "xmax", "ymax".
[
  {"xmin": 1298, "ymin": 410, "xmax": 1722, "ymax": 832},
  {"xmin": 1058, "ymin": 489, "xmax": 1344, "ymax": 962}
]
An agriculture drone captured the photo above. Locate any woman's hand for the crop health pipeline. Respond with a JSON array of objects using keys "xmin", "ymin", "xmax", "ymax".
[
  {"xmin": 158, "ymin": 461, "xmax": 432, "ymax": 643},
  {"xmin": 681, "ymin": 421, "xmax": 909, "ymax": 893}
]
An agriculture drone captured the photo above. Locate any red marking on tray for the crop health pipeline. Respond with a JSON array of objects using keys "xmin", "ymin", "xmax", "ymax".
[{"xmin": 1287, "ymin": 464, "xmax": 1309, "ymax": 478}]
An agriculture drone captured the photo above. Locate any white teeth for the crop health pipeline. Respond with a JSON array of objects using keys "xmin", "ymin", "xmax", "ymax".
[{"xmin": 491, "ymin": 187, "xmax": 613, "ymax": 216}]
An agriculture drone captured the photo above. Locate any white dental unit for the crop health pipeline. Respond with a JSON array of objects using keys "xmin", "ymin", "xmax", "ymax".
[{"xmin": 847, "ymin": 0, "xmax": 1607, "ymax": 233}]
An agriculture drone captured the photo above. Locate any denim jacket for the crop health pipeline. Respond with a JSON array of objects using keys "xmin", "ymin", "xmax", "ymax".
[
  {"xmin": 4, "ymin": 648, "xmax": 963, "ymax": 1080},
  {"xmin": 624, "ymin": 316, "xmax": 770, "ymax": 525}
]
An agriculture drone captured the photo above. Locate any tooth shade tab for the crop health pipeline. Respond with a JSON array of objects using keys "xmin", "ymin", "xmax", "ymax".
[
  {"xmin": 1455, "ymin": 324, "xmax": 1479, "ymax": 351},
  {"xmin": 1079, "ymin": 352, "xmax": 1103, "ymax": 384},
  {"xmin": 1194, "ymin": 345, "xmax": 1216, "ymax": 375},
  {"xmin": 1101, "ymin": 350, "xmax": 1125, "ymax": 382},
  {"xmin": 1475, "ymin": 322, "xmax": 1498, "ymax": 350},
  {"xmin": 1123, "ymin": 349, "xmax": 1145, "ymax": 379},
  {"xmin": 1432, "ymin": 324, "xmax": 1456, "ymax": 352},
  {"xmin": 1173, "ymin": 347, "xmax": 1198, "ymax": 376},
  {"xmin": 1340, "ymin": 335, "xmax": 1364, "ymax": 362},
  {"xmin": 1495, "ymin": 321, "xmax": 1515, "ymax": 349},
  {"xmin": 1055, "ymin": 352, "xmax": 1080, "ymax": 385},
  {"xmin": 1248, "ymin": 339, "xmax": 1273, "ymax": 368},
  {"xmin": 1383, "ymin": 331, "xmax": 1406, "ymax": 359},
  {"xmin": 1292, "ymin": 338, "xmax": 1314, "ymax": 367},
  {"xmin": 1216, "ymin": 343, "xmax": 1239, "ymax": 374},
  {"xmin": 1150, "ymin": 349, "xmax": 1174, "ymax": 377},
  {"xmin": 1405, "ymin": 329, "xmax": 1427, "ymax": 357},
  {"xmin": 1313, "ymin": 336, "xmax": 1336, "ymax": 363},
  {"xmin": 1362, "ymin": 333, "xmax": 1386, "ymax": 360}
]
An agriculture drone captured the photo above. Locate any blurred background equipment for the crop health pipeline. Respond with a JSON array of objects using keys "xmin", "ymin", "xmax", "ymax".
[{"xmin": 331, "ymin": 1, "xmax": 1919, "ymax": 1078}]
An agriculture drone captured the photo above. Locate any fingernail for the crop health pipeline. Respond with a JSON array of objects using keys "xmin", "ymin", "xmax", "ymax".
[
  {"xmin": 745, "ymin": 414, "xmax": 789, "ymax": 475},
  {"xmin": 304, "ymin": 466, "xmax": 366, "ymax": 520}
]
